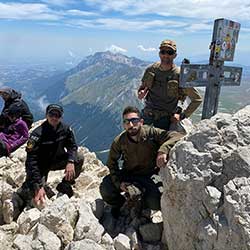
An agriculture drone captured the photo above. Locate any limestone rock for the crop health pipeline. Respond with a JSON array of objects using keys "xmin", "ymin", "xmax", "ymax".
[
  {"xmin": 13, "ymin": 234, "xmax": 33, "ymax": 250},
  {"xmin": 17, "ymin": 208, "xmax": 41, "ymax": 234},
  {"xmin": 161, "ymin": 105, "xmax": 250, "ymax": 250},
  {"xmin": 39, "ymin": 195, "xmax": 77, "ymax": 245},
  {"xmin": 139, "ymin": 223, "xmax": 163, "ymax": 242},
  {"xmin": 113, "ymin": 233, "xmax": 131, "ymax": 250},
  {"xmin": 74, "ymin": 199, "xmax": 105, "ymax": 243},
  {"xmin": 31, "ymin": 224, "xmax": 61, "ymax": 250},
  {"xmin": 65, "ymin": 239, "xmax": 105, "ymax": 250}
]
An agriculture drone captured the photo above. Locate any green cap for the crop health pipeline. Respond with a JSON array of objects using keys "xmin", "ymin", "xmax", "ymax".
[{"xmin": 159, "ymin": 39, "xmax": 177, "ymax": 51}]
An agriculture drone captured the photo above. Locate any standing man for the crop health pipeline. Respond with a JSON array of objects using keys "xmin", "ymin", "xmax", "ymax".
[
  {"xmin": 0, "ymin": 87, "xmax": 33, "ymax": 129},
  {"xmin": 3, "ymin": 104, "xmax": 84, "ymax": 223},
  {"xmin": 138, "ymin": 39, "xmax": 202, "ymax": 130},
  {"xmin": 100, "ymin": 106, "xmax": 183, "ymax": 218}
]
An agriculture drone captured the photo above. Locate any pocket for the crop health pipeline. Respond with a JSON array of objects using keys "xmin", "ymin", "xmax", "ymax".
[{"xmin": 167, "ymin": 80, "xmax": 179, "ymax": 97}]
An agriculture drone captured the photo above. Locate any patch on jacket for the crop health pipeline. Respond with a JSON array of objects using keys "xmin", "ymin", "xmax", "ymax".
[{"xmin": 26, "ymin": 134, "xmax": 39, "ymax": 152}]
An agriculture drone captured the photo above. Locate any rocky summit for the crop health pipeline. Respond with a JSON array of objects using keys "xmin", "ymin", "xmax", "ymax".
[
  {"xmin": 0, "ymin": 106, "xmax": 250, "ymax": 250},
  {"xmin": 161, "ymin": 105, "xmax": 250, "ymax": 250}
]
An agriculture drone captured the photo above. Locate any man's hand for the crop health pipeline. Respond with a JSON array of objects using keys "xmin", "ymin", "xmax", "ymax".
[
  {"xmin": 65, "ymin": 162, "xmax": 75, "ymax": 181},
  {"xmin": 120, "ymin": 182, "xmax": 131, "ymax": 192},
  {"xmin": 156, "ymin": 152, "xmax": 168, "ymax": 168},
  {"xmin": 170, "ymin": 113, "xmax": 181, "ymax": 123},
  {"xmin": 138, "ymin": 87, "xmax": 149, "ymax": 100},
  {"xmin": 33, "ymin": 187, "xmax": 46, "ymax": 206}
]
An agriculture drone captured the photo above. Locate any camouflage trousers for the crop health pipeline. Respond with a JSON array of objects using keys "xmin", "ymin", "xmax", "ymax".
[
  {"xmin": 10, "ymin": 153, "xmax": 84, "ymax": 220},
  {"xmin": 100, "ymin": 174, "xmax": 161, "ymax": 211}
]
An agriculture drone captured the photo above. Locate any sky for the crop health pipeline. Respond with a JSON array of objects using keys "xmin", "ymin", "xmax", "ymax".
[{"xmin": 0, "ymin": 0, "xmax": 250, "ymax": 66}]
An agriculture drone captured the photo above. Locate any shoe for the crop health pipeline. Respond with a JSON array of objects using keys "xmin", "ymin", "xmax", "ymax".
[
  {"xmin": 56, "ymin": 182, "xmax": 73, "ymax": 198},
  {"xmin": 44, "ymin": 185, "xmax": 56, "ymax": 199},
  {"xmin": 3, "ymin": 199, "xmax": 14, "ymax": 224},
  {"xmin": 111, "ymin": 206, "xmax": 121, "ymax": 219}
]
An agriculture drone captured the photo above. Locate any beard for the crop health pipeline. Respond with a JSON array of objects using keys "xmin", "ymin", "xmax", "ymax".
[
  {"xmin": 127, "ymin": 126, "xmax": 140, "ymax": 136},
  {"xmin": 161, "ymin": 57, "xmax": 173, "ymax": 64}
]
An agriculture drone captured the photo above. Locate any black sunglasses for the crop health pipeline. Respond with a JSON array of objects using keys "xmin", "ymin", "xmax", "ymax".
[
  {"xmin": 123, "ymin": 117, "xmax": 141, "ymax": 125},
  {"xmin": 160, "ymin": 49, "xmax": 175, "ymax": 55},
  {"xmin": 48, "ymin": 111, "xmax": 62, "ymax": 118}
]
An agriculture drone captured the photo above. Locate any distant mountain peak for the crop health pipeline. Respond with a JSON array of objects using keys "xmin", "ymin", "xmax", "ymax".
[{"xmin": 79, "ymin": 51, "xmax": 149, "ymax": 68}]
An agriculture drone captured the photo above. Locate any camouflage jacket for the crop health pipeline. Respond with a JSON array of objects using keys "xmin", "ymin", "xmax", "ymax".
[
  {"xmin": 106, "ymin": 125, "xmax": 183, "ymax": 189},
  {"xmin": 140, "ymin": 62, "xmax": 202, "ymax": 117}
]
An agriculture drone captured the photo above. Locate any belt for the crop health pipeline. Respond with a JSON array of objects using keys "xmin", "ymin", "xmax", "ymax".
[{"xmin": 143, "ymin": 108, "xmax": 171, "ymax": 120}]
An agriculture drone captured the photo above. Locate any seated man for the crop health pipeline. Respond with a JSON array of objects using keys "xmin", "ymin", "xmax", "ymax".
[
  {"xmin": 0, "ymin": 87, "xmax": 33, "ymax": 129},
  {"xmin": 0, "ymin": 105, "xmax": 29, "ymax": 157},
  {"xmin": 3, "ymin": 104, "xmax": 84, "ymax": 223},
  {"xmin": 100, "ymin": 106, "xmax": 184, "ymax": 218}
]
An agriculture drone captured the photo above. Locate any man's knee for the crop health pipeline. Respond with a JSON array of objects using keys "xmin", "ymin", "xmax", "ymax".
[
  {"xmin": 100, "ymin": 175, "xmax": 114, "ymax": 199},
  {"xmin": 100, "ymin": 175, "xmax": 124, "ymax": 206}
]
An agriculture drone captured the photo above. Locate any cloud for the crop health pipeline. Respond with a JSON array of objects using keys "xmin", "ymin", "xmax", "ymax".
[
  {"xmin": 67, "ymin": 9, "xmax": 99, "ymax": 17},
  {"xmin": 186, "ymin": 23, "xmax": 212, "ymax": 32},
  {"xmin": 106, "ymin": 45, "xmax": 127, "ymax": 53},
  {"xmin": 67, "ymin": 18, "xmax": 186, "ymax": 31},
  {"xmin": 37, "ymin": 95, "xmax": 49, "ymax": 111},
  {"xmin": 137, "ymin": 45, "xmax": 156, "ymax": 52},
  {"xmin": 83, "ymin": 0, "xmax": 250, "ymax": 21},
  {"xmin": 40, "ymin": 0, "xmax": 76, "ymax": 7},
  {"xmin": 0, "ymin": 2, "xmax": 60, "ymax": 20}
]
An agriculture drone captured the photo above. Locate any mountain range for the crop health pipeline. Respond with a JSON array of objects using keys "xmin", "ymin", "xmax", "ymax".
[
  {"xmin": 38, "ymin": 51, "xmax": 149, "ymax": 157},
  {"xmin": 1, "ymin": 51, "xmax": 250, "ymax": 161}
]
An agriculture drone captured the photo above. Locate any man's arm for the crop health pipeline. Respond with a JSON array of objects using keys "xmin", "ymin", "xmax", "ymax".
[
  {"xmin": 106, "ymin": 137, "xmax": 122, "ymax": 189},
  {"xmin": 25, "ymin": 130, "xmax": 43, "ymax": 190},
  {"xmin": 181, "ymin": 87, "xmax": 202, "ymax": 118},
  {"xmin": 64, "ymin": 126, "xmax": 78, "ymax": 181},
  {"xmin": 137, "ymin": 65, "xmax": 155, "ymax": 99},
  {"xmin": 65, "ymin": 126, "xmax": 78, "ymax": 162},
  {"xmin": 151, "ymin": 128, "xmax": 184, "ymax": 168}
]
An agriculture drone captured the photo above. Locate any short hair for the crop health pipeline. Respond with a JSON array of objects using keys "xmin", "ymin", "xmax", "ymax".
[{"xmin": 122, "ymin": 106, "xmax": 141, "ymax": 118}]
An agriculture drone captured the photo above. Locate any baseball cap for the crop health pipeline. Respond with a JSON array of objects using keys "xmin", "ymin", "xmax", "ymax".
[
  {"xmin": 46, "ymin": 104, "xmax": 64, "ymax": 116},
  {"xmin": 159, "ymin": 40, "xmax": 177, "ymax": 51}
]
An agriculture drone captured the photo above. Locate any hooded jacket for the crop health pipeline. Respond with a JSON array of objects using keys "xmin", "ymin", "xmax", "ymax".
[{"xmin": 1, "ymin": 87, "xmax": 33, "ymax": 129}]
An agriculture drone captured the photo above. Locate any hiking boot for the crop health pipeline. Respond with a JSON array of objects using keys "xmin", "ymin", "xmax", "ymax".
[
  {"xmin": 3, "ymin": 199, "xmax": 14, "ymax": 224},
  {"xmin": 56, "ymin": 182, "xmax": 73, "ymax": 198},
  {"xmin": 44, "ymin": 185, "xmax": 56, "ymax": 199}
]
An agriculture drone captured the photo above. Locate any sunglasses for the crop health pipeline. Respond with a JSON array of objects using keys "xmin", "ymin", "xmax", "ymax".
[
  {"xmin": 123, "ymin": 117, "xmax": 141, "ymax": 125},
  {"xmin": 160, "ymin": 49, "xmax": 175, "ymax": 55},
  {"xmin": 48, "ymin": 111, "xmax": 62, "ymax": 118}
]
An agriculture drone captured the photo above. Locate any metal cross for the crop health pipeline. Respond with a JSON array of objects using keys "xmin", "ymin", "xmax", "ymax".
[{"xmin": 179, "ymin": 18, "xmax": 243, "ymax": 119}]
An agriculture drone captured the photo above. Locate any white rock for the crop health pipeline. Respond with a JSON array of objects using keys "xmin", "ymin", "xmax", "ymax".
[
  {"xmin": 113, "ymin": 233, "xmax": 131, "ymax": 250},
  {"xmin": 31, "ymin": 224, "xmax": 61, "ymax": 250},
  {"xmin": 74, "ymin": 199, "xmax": 105, "ymax": 243},
  {"xmin": 65, "ymin": 239, "xmax": 105, "ymax": 250}
]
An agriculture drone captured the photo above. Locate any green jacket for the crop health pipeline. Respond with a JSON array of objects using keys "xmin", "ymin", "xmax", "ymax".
[
  {"xmin": 140, "ymin": 62, "xmax": 202, "ymax": 117},
  {"xmin": 106, "ymin": 125, "xmax": 183, "ymax": 189}
]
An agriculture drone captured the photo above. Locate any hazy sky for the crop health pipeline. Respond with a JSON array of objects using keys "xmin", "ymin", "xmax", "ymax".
[{"xmin": 0, "ymin": 0, "xmax": 250, "ymax": 65}]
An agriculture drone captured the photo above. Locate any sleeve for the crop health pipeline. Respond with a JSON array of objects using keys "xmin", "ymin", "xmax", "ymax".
[
  {"xmin": 65, "ymin": 126, "xmax": 78, "ymax": 163},
  {"xmin": 181, "ymin": 87, "xmax": 202, "ymax": 117},
  {"xmin": 150, "ymin": 127, "xmax": 184, "ymax": 154},
  {"xmin": 106, "ymin": 137, "xmax": 122, "ymax": 189},
  {"xmin": 140, "ymin": 65, "xmax": 155, "ymax": 89},
  {"xmin": 25, "ymin": 130, "xmax": 42, "ymax": 190},
  {"xmin": 9, "ymin": 121, "xmax": 29, "ymax": 152}
]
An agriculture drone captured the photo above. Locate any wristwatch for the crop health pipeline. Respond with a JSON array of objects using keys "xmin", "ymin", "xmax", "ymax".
[
  {"xmin": 180, "ymin": 113, "xmax": 186, "ymax": 120},
  {"xmin": 68, "ymin": 159, "xmax": 74, "ymax": 164}
]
